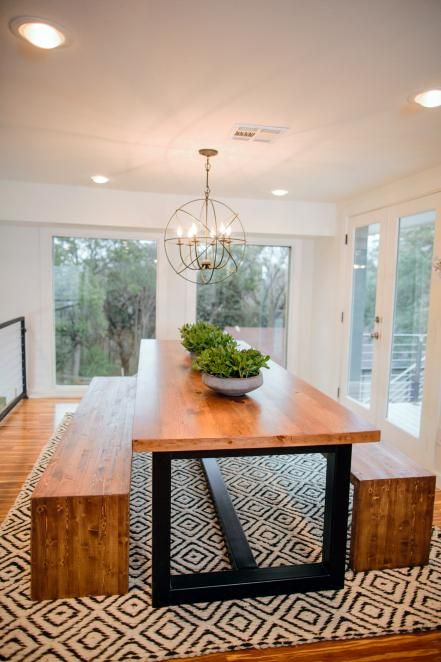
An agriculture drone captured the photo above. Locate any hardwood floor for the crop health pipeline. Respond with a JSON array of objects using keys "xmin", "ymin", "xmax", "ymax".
[
  {"xmin": 1, "ymin": 398, "xmax": 440, "ymax": 661},
  {"xmin": 0, "ymin": 398, "xmax": 80, "ymax": 522}
]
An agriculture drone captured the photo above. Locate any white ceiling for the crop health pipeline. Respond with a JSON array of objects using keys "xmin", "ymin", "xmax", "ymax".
[{"xmin": 1, "ymin": 0, "xmax": 441, "ymax": 202}]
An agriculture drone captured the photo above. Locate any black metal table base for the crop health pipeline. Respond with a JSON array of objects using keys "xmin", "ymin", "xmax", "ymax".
[{"xmin": 151, "ymin": 445, "xmax": 352, "ymax": 607}]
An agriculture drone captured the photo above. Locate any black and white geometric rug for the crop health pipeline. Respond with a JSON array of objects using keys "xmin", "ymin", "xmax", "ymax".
[{"xmin": 1, "ymin": 416, "xmax": 440, "ymax": 661}]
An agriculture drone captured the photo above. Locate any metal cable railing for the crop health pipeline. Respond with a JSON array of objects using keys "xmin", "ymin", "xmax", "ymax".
[
  {"xmin": 349, "ymin": 332, "xmax": 427, "ymax": 405},
  {"xmin": 0, "ymin": 317, "xmax": 27, "ymax": 421}
]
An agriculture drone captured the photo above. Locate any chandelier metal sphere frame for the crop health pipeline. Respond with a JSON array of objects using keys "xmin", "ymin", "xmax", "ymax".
[{"xmin": 164, "ymin": 149, "xmax": 246, "ymax": 284}]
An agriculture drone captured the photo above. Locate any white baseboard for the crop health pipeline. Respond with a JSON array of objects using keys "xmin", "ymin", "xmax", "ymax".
[{"xmin": 29, "ymin": 386, "xmax": 88, "ymax": 398}]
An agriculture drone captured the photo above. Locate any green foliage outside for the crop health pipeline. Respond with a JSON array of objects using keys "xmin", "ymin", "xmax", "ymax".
[
  {"xmin": 196, "ymin": 245, "xmax": 289, "ymax": 328},
  {"xmin": 362, "ymin": 220, "xmax": 434, "ymax": 334},
  {"xmin": 179, "ymin": 321, "xmax": 236, "ymax": 354},
  {"xmin": 193, "ymin": 346, "xmax": 270, "ymax": 378},
  {"xmin": 392, "ymin": 221, "xmax": 434, "ymax": 335},
  {"xmin": 54, "ymin": 237, "xmax": 156, "ymax": 384}
]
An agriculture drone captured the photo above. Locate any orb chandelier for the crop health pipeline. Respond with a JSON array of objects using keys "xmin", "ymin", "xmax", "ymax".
[{"xmin": 164, "ymin": 149, "xmax": 246, "ymax": 284}]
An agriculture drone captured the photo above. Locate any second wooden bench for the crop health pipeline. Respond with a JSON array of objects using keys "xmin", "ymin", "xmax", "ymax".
[{"xmin": 350, "ymin": 443, "xmax": 436, "ymax": 572}]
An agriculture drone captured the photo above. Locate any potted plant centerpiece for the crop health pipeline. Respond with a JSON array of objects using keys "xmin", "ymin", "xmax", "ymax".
[
  {"xmin": 193, "ymin": 345, "xmax": 270, "ymax": 396},
  {"xmin": 179, "ymin": 321, "xmax": 236, "ymax": 356}
]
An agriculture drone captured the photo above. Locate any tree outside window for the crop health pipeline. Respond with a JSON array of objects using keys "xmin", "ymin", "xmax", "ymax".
[
  {"xmin": 197, "ymin": 245, "xmax": 290, "ymax": 366},
  {"xmin": 53, "ymin": 237, "xmax": 156, "ymax": 385}
]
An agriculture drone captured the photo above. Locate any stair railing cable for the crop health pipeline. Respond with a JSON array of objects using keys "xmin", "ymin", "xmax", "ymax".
[{"xmin": 0, "ymin": 316, "xmax": 27, "ymax": 422}]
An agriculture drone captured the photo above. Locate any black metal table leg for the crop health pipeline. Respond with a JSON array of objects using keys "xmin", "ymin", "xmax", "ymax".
[
  {"xmin": 201, "ymin": 458, "xmax": 257, "ymax": 570},
  {"xmin": 152, "ymin": 452, "xmax": 172, "ymax": 607},
  {"xmin": 150, "ymin": 445, "xmax": 353, "ymax": 607},
  {"xmin": 322, "ymin": 445, "xmax": 352, "ymax": 582}
]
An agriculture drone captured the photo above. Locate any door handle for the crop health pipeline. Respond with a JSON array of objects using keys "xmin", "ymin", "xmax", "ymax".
[{"xmin": 370, "ymin": 331, "xmax": 380, "ymax": 340}]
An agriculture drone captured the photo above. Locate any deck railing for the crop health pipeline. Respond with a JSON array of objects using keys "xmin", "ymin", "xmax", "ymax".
[{"xmin": 350, "ymin": 332, "xmax": 426, "ymax": 404}]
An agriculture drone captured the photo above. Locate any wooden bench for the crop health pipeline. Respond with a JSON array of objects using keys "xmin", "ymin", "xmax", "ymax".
[
  {"xmin": 31, "ymin": 376, "xmax": 135, "ymax": 601},
  {"xmin": 350, "ymin": 443, "xmax": 436, "ymax": 572}
]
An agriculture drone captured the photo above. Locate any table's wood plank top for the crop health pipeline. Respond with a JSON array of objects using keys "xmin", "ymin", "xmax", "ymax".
[{"xmin": 132, "ymin": 340, "xmax": 381, "ymax": 452}]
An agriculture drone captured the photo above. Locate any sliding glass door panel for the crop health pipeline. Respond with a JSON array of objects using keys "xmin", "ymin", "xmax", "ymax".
[
  {"xmin": 385, "ymin": 211, "xmax": 435, "ymax": 437},
  {"xmin": 347, "ymin": 224, "xmax": 380, "ymax": 407}
]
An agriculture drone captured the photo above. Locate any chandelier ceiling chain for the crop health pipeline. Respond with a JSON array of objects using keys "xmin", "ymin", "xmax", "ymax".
[
  {"xmin": 164, "ymin": 149, "xmax": 246, "ymax": 285},
  {"xmin": 204, "ymin": 156, "xmax": 211, "ymax": 199}
]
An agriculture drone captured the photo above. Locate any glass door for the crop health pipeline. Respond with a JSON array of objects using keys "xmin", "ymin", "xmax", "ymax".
[
  {"xmin": 340, "ymin": 211, "xmax": 386, "ymax": 422},
  {"xmin": 376, "ymin": 199, "xmax": 440, "ymax": 464},
  {"xmin": 385, "ymin": 211, "xmax": 435, "ymax": 438},
  {"xmin": 341, "ymin": 194, "xmax": 441, "ymax": 468}
]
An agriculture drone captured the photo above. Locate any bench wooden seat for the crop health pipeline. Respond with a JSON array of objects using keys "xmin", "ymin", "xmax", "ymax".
[
  {"xmin": 31, "ymin": 376, "xmax": 135, "ymax": 601},
  {"xmin": 350, "ymin": 443, "xmax": 436, "ymax": 572}
]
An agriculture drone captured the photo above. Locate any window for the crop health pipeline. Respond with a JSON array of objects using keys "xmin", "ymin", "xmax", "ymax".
[
  {"xmin": 53, "ymin": 236, "xmax": 156, "ymax": 385},
  {"xmin": 196, "ymin": 245, "xmax": 290, "ymax": 366}
]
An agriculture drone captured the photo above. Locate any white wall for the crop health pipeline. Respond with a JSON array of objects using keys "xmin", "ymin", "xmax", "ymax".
[
  {"xmin": 0, "ymin": 224, "xmax": 43, "ymax": 395},
  {"xmin": 306, "ymin": 234, "xmax": 343, "ymax": 398},
  {"xmin": 0, "ymin": 180, "xmax": 337, "ymax": 397},
  {"xmin": 0, "ymin": 180, "xmax": 336, "ymax": 236}
]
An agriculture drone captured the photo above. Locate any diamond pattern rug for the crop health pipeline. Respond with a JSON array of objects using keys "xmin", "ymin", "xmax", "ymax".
[{"xmin": 1, "ymin": 415, "xmax": 440, "ymax": 661}]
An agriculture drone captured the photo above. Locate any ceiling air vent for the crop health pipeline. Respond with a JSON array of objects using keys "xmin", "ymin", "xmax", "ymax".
[{"xmin": 231, "ymin": 124, "xmax": 289, "ymax": 143}]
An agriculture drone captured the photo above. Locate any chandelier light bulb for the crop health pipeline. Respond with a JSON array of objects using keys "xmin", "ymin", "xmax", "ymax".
[{"xmin": 176, "ymin": 226, "xmax": 183, "ymax": 238}]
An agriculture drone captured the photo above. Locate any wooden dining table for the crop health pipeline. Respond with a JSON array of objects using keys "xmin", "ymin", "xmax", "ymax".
[{"xmin": 132, "ymin": 339, "xmax": 381, "ymax": 607}]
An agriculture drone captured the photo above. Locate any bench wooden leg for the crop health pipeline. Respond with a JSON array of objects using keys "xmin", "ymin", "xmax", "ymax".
[
  {"xmin": 31, "ymin": 494, "xmax": 129, "ymax": 600},
  {"xmin": 350, "ymin": 476, "xmax": 435, "ymax": 572}
]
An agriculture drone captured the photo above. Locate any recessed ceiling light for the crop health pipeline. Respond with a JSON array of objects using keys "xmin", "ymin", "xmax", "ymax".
[
  {"xmin": 91, "ymin": 175, "xmax": 110, "ymax": 184},
  {"xmin": 413, "ymin": 89, "xmax": 441, "ymax": 108},
  {"xmin": 271, "ymin": 189, "xmax": 288, "ymax": 197},
  {"xmin": 9, "ymin": 17, "xmax": 67, "ymax": 49}
]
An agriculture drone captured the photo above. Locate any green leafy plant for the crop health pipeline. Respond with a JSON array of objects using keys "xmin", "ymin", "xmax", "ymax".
[
  {"xmin": 193, "ymin": 346, "xmax": 270, "ymax": 378},
  {"xmin": 179, "ymin": 321, "xmax": 236, "ymax": 354}
]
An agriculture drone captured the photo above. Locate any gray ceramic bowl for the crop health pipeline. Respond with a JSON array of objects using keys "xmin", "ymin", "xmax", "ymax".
[{"xmin": 202, "ymin": 372, "xmax": 263, "ymax": 397}]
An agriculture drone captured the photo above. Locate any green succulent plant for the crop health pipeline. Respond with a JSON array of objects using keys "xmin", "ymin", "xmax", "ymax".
[
  {"xmin": 179, "ymin": 321, "xmax": 236, "ymax": 355},
  {"xmin": 193, "ymin": 345, "xmax": 270, "ymax": 379}
]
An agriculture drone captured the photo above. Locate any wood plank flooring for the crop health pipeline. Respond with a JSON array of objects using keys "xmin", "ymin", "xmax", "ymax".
[
  {"xmin": 0, "ymin": 399, "xmax": 77, "ymax": 521},
  {"xmin": 1, "ymin": 398, "xmax": 440, "ymax": 661}
]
